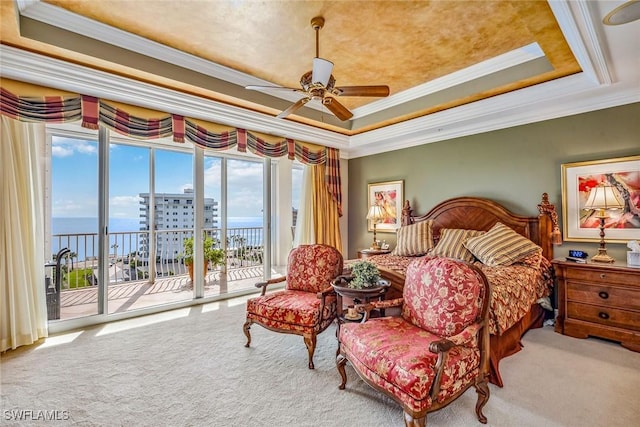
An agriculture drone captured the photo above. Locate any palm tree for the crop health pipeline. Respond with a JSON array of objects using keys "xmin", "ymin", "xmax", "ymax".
[
  {"xmin": 110, "ymin": 243, "xmax": 119, "ymax": 261},
  {"xmin": 68, "ymin": 251, "xmax": 78, "ymax": 270},
  {"xmin": 231, "ymin": 235, "xmax": 247, "ymax": 266}
]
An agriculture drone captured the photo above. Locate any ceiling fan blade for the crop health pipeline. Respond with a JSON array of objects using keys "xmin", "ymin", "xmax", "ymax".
[
  {"xmin": 323, "ymin": 97, "xmax": 353, "ymax": 121},
  {"xmin": 312, "ymin": 58, "xmax": 334, "ymax": 87},
  {"xmin": 276, "ymin": 97, "xmax": 310, "ymax": 119},
  {"xmin": 246, "ymin": 85, "xmax": 304, "ymax": 94},
  {"xmin": 335, "ymin": 85, "xmax": 390, "ymax": 97}
]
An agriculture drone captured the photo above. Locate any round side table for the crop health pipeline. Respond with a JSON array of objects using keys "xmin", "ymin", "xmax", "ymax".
[{"xmin": 331, "ymin": 279, "xmax": 390, "ymax": 324}]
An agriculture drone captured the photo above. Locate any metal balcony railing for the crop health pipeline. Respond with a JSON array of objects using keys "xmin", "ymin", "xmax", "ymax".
[{"xmin": 50, "ymin": 226, "xmax": 264, "ymax": 290}]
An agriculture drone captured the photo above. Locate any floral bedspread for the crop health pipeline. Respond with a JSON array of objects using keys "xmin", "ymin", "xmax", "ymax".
[
  {"xmin": 346, "ymin": 254, "xmax": 417, "ymax": 278},
  {"xmin": 346, "ymin": 254, "xmax": 554, "ymax": 335}
]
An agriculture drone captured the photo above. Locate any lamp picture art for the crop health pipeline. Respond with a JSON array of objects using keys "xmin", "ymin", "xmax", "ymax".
[
  {"xmin": 561, "ymin": 156, "xmax": 640, "ymax": 243},
  {"xmin": 367, "ymin": 180, "xmax": 404, "ymax": 234}
]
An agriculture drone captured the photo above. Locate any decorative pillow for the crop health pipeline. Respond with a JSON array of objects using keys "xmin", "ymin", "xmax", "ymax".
[
  {"xmin": 464, "ymin": 222, "xmax": 541, "ymax": 267},
  {"xmin": 429, "ymin": 229, "xmax": 485, "ymax": 262},
  {"xmin": 391, "ymin": 220, "xmax": 434, "ymax": 256}
]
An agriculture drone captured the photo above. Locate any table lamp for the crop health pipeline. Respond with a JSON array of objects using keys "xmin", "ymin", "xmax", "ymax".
[
  {"xmin": 366, "ymin": 204, "xmax": 387, "ymax": 250},
  {"xmin": 583, "ymin": 182, "xmax": 625, "ymax": 263}
]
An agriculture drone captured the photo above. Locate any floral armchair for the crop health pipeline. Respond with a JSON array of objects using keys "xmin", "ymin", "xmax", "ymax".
[
  {"xmin": 243, "ymin": 244, "xmax": 343, "ymax": 369},
  {"xmin": 336, "ymin": 257, "xmax": 491, "ymax": 426}
]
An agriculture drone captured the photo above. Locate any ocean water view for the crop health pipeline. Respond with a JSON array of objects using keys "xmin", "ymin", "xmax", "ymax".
[{"xmin": 51, "ymin": 217, "xmax": 263, "ymax": 261}]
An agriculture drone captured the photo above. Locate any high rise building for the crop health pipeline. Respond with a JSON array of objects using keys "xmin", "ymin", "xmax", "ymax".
[{"xmin": 139, "ymin": 189, "xmax": 218, "ymax": 260}]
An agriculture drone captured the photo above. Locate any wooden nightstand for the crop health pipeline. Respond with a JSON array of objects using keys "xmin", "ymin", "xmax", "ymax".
[
  {"xmin": 357, "ymin": 248, "xmax": 391, "ymax": 259},
  {"xmin": 552, "ymin": 260, "xmax": 640, "ymax": 352}
]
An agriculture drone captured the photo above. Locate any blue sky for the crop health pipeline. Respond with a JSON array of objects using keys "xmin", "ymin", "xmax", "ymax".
[{"xmin": 52, "ymin": 136, "xmax": 301, "ymax": 219}]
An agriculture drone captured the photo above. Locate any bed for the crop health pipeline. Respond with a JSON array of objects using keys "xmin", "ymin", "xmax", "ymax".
[{"xmin": 352, "ymin": 193, "xmax": 559, "ymax": 387}]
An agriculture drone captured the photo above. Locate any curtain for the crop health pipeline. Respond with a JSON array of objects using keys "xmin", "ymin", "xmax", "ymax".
[
  {"xmin": 312, "ymin": 163, "xmax": 343, "ymax": 253},
  {"xmin": 293, "ymin": 165, "xmax": 316, "ymax": 247},
  {"xmin": 1, "ymin": 84, "xmax": 343, "ymax": 215},
  {"xmin": 1, "ymin": 116, "xmax": 47, "ymax": 352}
]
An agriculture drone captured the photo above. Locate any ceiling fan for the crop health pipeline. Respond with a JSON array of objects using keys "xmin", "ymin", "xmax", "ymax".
[{"xmin": 245, "ymin": 16, "xmax": 390, "ymax": 121}]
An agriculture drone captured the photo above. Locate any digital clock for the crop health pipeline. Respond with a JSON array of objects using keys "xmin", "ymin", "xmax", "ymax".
[{"xmin": 568, "ymin": 250, "xmax": 588, "ymax": 259}]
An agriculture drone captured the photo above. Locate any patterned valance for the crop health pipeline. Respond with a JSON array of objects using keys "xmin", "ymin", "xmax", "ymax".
[
  {"xmin": 0, "ymin": 88, "xmax": 82, "ymax": 123},
  {"xmin": 0, "ymin": 84, "xmax": 342, "ymax": 215}
]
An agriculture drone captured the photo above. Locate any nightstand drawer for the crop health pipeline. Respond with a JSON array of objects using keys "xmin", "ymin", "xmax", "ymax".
[
  {"xmin": 567, "ymin": 302, "xmax": 640, "ymax": 331},
  {"xmin": 565, "ymin": 268, "xmax": 638, "ymax": 286},
  {"xmin": 566, "ymin": 282, "xmax": 640, "ymax": 311}
]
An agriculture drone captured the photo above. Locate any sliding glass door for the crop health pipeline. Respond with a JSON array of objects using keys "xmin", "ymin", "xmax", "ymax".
[
  {"xmin": 49, "ymin": 135, "xmax": 100, "ymax": 320},
  {"xmin": 47, "ymin": 126, "xmax": 283, "ymax": 325}
]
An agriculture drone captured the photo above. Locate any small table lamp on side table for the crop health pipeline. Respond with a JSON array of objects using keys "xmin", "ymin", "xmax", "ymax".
[
  {"xmin": 366, "ymin": 204, "xmax": 389, "ymax": 250},
  {"xmin": 583, "ymin": 182, "xmax": 625, "ymax": 263}
]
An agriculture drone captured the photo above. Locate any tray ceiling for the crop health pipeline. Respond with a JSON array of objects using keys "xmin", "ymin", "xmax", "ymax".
[{"xmin": 2, "ymin": 0, "xmax": 580, "ymax": 134}]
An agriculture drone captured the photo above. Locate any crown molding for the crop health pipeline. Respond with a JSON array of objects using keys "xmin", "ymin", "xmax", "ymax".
[
  {"xmin": 547, "ymin": 0, "xmax": 612, "ymax": 85},
  {"xmin": 18, "ymin": 0, "xmax": 258, "ymax": 87},
  {"xmin": 0, "ymin": 45, "xmax": 350, "ymax": 151},
  {"xmin": 2, "ymin": 43, "xmax": 637, "ymax": 161},
  {"xmin": 346, "ymin": 72, "xmax": 639, "ymax": 158}
]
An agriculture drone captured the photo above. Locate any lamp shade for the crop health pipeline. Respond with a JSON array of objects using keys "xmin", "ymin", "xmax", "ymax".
[
  {"xmin": 583, "ymin": 183, "xmax": 625, "ymax": 210},
  {"xmin": 312, "ymin": 57, "xmax": 334, "ymax": 86},
  {"xmin": 366, "ymin": 204, "xmax": 386, "ymax": 222}
]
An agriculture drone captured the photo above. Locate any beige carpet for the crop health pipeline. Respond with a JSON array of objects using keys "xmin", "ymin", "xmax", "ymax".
[{"xmin": 2, "ymin": 296, "xmax": 639, "ymax": 426}]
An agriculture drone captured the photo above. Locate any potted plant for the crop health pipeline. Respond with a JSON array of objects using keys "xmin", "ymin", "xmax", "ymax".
[
  {"xmin": 181, "ymin": 236, "xmax": 225, "ymax": 281},
  {"xmin": 348, "ymin": 260, "xmax": 381, "ymax": 289}
]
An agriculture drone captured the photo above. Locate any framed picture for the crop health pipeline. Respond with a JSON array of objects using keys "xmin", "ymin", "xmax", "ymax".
[
  {"xmin": 561, "ymin": 155, "xmax": 640, "ymax": 242},
  {"xmin": 367, "ymin": 180, "xmax": 404, "ymax": 232}
]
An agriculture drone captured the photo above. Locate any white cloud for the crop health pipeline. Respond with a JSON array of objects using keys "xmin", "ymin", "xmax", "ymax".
[
  {"xmin": 53, "ymin": 199, "xmax": 97, "ymax": 217},
  {"xmin": 52, "ymin": 145, "xmax": 74, "ymax": 157},
  {"xmin": 52, "ymin": 137, "xmax": 96, "ymax": 157},
  {"xmin": 111, "ymin": 195, "xmax": 141, "ymax": 206},
  {"xmin": 110, "ymin": 195, "xmax": 143, "ymax": 218}
]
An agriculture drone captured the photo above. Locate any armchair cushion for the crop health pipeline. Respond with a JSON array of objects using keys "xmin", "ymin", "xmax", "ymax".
[
  {"xmin": 339, "ymin": 317, "xmax": 480, "ymax": 410},
  {"xmin": 246, "ymin": 290, "xmax": 337, "ymax": 333},
  {"xmin": 286, "ymin": 244, "xmax": 344, "ymax": 292},
  {"xmin": 402, "ymin": 257, "xmax": 482, "ymax": 337}
]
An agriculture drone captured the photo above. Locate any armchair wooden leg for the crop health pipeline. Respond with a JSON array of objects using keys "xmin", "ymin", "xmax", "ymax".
[
  {"xmin": 243, "ymin": 319, "xmax": 252, "ymax": 348},
  {"xmin": 403, "ymin": 411, "xmax": 426, "ymax": 427},
  {"xmin": 474, "ymin": 374, "xmax": 490, "ymax": 424},
  {"xmin": 336, "ymin": 354, "xmax": 348, "ymax": 389},
  {"xmin": 303, "ymin": 334, "xmax": 317, "ymax": 369}
]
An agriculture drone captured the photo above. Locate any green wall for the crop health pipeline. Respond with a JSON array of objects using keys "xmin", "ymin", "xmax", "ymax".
[{"xmin": 348, "ymin": 103, "xmax": 640, "ymax": 261}]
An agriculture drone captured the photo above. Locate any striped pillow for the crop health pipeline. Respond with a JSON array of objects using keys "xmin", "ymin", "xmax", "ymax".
[
  {"xmin": 464, "ymin": 222, "xmax": 541, "ymax": 266},
  {"xmin": 429, "ymin": 229, "xmax": 485, "ymax": 262},
  {"xmin": 391, "ymin": 220, "xmax": 434, "ymax": 256}
]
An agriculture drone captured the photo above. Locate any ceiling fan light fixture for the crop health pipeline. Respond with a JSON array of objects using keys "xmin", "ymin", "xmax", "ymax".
[
  {"xmin": 245, "ymin": 15, "xmax": 389, "ymax": 121},
  {"xmin": 603, "ymin": 0, "xmax": 640, "ymax": 25},
  {"xmin": 312, "ymin": 57, "xmax": 334, "ymax": 87}
]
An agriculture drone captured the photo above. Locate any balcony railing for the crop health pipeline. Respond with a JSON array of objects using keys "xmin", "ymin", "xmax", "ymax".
[{"xmin": 50, "ymin": 226, "xmax": 264, "ymax": 290}]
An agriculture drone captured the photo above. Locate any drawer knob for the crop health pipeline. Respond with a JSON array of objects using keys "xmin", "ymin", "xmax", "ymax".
[
  {"xmin": 598, "ymin": 312, "xmax": 610, "ymax": 320},
  {"xmin": 600, "ymin": 273, "xmax": 606, "ymax": 279},
  {"xmin": 598, "ymin": 291, "xmax": 609, "ymax": 299}
]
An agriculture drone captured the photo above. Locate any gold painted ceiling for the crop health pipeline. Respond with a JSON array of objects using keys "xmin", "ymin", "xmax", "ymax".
[{"xmin": 1, "ymin": 0, "xmax": 581, "ymax": 135}]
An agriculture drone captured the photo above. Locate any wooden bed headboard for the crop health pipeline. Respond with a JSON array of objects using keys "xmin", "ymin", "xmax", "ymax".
[{"xmin": 401, "ymin": 193, "xmax": 560, "ymax": 261}]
